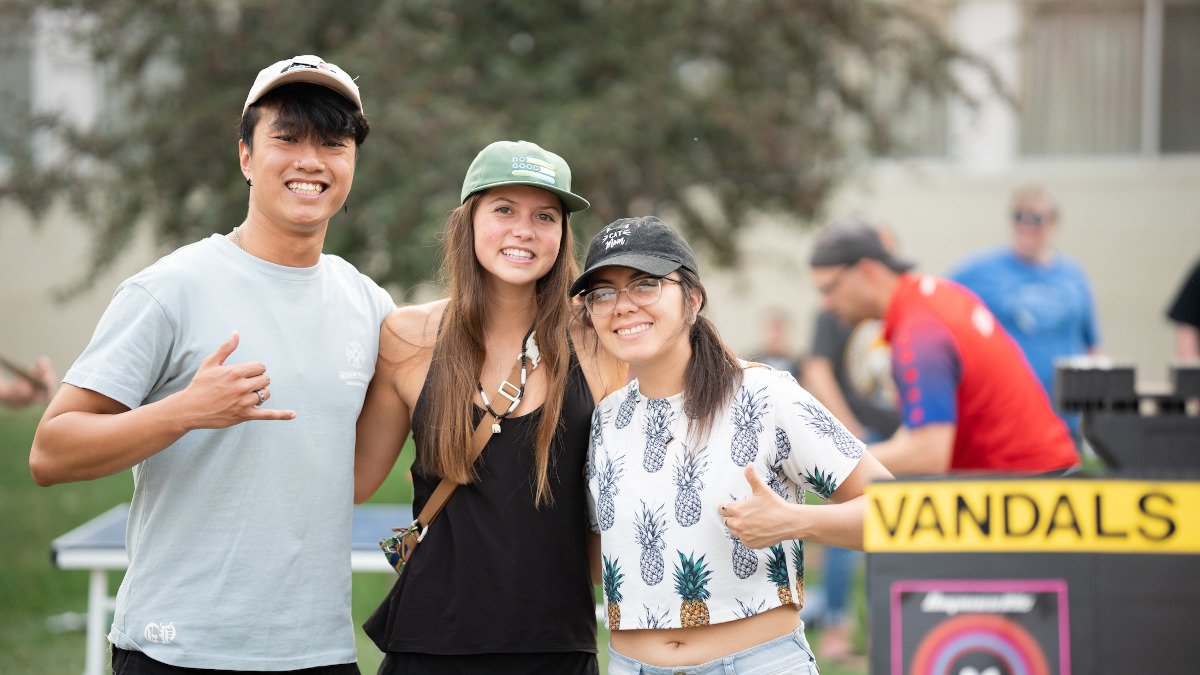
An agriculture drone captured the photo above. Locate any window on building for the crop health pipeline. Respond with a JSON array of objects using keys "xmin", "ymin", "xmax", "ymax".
[
  {"xmin": 1019, "ymin": 0, "xmax": 1200, "ymax": 156},
  {"xmin": 1161, "ymin": 2, "xmax": 1200, "ymax": 153},
  {"xmin": 0, "ymin": 12, "xmax": 32, "ymax": 182},
  {"xmin": 877, "ymin": 3, "xmax": 953, "ymax": 159},
  {"xmin": 1019, "ymin": 3, "xmax": 1143, "ymax": 155}
]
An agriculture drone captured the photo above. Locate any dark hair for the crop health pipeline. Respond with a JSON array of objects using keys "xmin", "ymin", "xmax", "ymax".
[
  {"xmin": 577, "ymin": 266, "xmax": 742, "ymax": 446},
  {"xmin": 239, "ymin": 82, "xmax": 370, "ymax": 157},
  {"xmin": 675, "ymin": 268, "xmax": 743, "ymax": 444}
]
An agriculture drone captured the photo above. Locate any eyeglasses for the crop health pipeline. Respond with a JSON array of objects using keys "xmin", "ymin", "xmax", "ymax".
[
  {"xmin": 815, "ymin": 263, "xmax": 856, "ymax": 297},
  {"xmin": 584, "ymin": 277, "xmax": 681, "ymax": 316},
  {"xmin": 1012, "ymin": 210, "xmax": 1049, "ymax": 227}
]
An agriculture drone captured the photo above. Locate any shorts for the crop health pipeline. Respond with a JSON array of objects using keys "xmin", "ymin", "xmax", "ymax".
[
  {"xmin": 606, "ymin": 627, "xmax": 820, "ymax": 674},
  {"xmin": 111, "ymin": 647, "xmax": 361, "ymax": 674},
  {"xmin": 376, "ymin": 650, "xmax": 598, "ymax": 674}
]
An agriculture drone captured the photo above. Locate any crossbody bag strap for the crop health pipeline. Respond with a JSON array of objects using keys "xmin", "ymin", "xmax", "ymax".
[{"xmin": 413, "ymin": 349, "xmax": 529, "ymax": 530}]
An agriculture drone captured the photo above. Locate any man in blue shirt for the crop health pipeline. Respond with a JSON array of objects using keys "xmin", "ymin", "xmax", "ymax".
[{"xmin": 948, "ymin": 185, "xmax": 1101, "ymax": 442}]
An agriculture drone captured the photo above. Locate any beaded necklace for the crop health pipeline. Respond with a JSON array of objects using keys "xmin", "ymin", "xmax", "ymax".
[{"xmin": 477, "ymin": 326, "xmax": 539, "ymax": 434}]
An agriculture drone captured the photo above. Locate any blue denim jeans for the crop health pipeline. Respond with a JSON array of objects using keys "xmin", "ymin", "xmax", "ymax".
[
  {"xmin": 822, "ymin": 545, "xmax": 863, "ymax": 624},
  {"xmin": 817, "ymin": 426, "xmax": 884, "ymax": 625},
  {"xmin": 606, "ymin": 627, "xmax": 820, "ymax": 674}
]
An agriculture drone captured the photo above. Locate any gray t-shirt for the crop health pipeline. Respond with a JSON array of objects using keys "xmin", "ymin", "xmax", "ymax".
[{"xmin": 64, "ymin": 234, "xmax": 394, "ymax": 670}]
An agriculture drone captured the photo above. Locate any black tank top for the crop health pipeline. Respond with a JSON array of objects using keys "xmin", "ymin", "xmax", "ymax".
[{"xmin": 364, "ymin": 348, "xmax": 597, "ymax": 655}]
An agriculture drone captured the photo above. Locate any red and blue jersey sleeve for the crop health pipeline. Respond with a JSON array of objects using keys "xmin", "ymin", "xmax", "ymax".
[{"xmin": 890, "ymin": 317, "xmax": 961, "ymax": 428}]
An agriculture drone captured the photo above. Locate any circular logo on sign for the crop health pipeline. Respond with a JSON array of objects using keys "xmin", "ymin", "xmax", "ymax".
[{"xmin": 910, "ymin": 614, "xmax": 1049, "ymax": 675}]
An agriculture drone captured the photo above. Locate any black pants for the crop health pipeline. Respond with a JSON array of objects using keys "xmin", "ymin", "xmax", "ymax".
[
  {"xmin": 377, "ymin": 651, "xmax": 598, "ymax": 675},
  {"xmin": 112, "ymin": 647, "xmax": 361, "ymax": 675}
]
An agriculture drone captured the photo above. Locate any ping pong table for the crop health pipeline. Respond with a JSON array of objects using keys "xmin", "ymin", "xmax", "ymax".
[{"xmin": 52, "ymin": 502, "xmax": 411, "ymax": 675}]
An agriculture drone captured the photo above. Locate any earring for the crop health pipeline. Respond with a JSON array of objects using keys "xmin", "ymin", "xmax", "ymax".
[
  {"xmin": 246, "ymin": 178, "xmax": 253, "ymax": 187},
  {"xmin": 689, "ymin": 314, "xmax": 697, "ymax": 324},
  {"xmin": 343, "ymin": 198, "xmax": 349, "ymax": 214}
]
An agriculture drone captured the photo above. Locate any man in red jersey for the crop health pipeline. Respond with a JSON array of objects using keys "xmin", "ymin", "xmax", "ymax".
[{"xmin": 808, "ymin": 220, "xmax": 1079, "ymax": 476}]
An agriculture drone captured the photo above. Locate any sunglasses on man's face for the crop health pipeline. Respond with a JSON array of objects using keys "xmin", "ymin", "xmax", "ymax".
[{"xmin": 1012, "ymin": 210, "xmax": 1050, "ymax": 227}]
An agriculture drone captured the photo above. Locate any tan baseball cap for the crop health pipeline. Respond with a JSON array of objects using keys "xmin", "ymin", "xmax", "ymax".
[{"xmin": 243, "ymin": 55, "xmax": 362, "ymax": 113}]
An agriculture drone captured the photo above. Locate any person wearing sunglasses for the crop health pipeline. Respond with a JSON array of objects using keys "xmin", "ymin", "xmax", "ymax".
[
  {"xmin": 354, "ymin": 141, "xmax": 626, "ymax": 674},
  {"xmin": 572, "ymin": 216, "xmax": 893, "ymax": 674},
  {"xmin": 948, "ymin": 185, "xmax": 1102, "ymax": 443}
]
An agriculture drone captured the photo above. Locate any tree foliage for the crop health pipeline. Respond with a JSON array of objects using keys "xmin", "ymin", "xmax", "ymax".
[{"xmin": 2, "ymin": 0, "xmax": 986, "ymax": 298}]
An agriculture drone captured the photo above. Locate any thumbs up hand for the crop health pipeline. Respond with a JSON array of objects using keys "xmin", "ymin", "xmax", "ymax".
[
  {"xmin": 743, "ymin": 462, "xmax": 772, "ymax": 496},
  {"xmin": 718, "ymin": 463, "xmax": 801, "ymax": 549}
]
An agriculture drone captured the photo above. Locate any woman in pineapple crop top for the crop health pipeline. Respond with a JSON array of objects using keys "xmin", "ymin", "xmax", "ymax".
[{"xmin": 570, "ymin": 216, "xmax": 894, "ymax": 674}]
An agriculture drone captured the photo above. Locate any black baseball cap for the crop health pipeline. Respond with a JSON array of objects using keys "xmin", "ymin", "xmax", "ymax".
[
  {"xmin": 569, "ymin": 216, "xmax": 699, "ymax": 296},
  {"xmin": 809, "ymin": 220, "xmax": 915, "ymax": 273}
]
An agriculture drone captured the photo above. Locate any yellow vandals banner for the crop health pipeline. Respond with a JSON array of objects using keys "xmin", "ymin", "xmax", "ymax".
[{"xmin": 864, "ymin": 479, "xmax": 1200, "ymax": 554}]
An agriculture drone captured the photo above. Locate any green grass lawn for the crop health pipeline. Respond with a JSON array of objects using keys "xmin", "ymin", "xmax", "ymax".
[
  {"xmin": 1, "ymin": 409, "xmax": 866, "ymax": 674},
  {"xmin": 1, "ymin": 408, "xmax": 132, "ymax": 674}
]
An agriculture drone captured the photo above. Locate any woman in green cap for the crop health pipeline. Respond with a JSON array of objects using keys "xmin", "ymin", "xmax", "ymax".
[{"xmin": 355, "ymin": 141, "xmax": 625, "ymax": 674}]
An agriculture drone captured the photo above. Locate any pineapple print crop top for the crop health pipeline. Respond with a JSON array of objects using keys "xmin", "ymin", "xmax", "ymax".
[{"xmin": 585, "ymin": 364, "xmax": 864, "ymax": 630}]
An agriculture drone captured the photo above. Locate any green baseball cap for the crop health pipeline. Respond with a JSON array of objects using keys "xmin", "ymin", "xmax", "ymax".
[{"xmin": 460, "ymin": 140, "xmax": 590, "ymax": 212}]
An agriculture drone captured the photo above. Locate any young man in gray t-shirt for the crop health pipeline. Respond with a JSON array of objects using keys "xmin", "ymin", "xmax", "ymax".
[{"xmin": 30, "ymin": 55, "xmax": 394, "ymax": 673}]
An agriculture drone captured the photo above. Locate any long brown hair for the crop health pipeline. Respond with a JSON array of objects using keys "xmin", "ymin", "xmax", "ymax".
[{"xmin": 421, "ymin": 191, "xmax": 579, "ymax": 506}]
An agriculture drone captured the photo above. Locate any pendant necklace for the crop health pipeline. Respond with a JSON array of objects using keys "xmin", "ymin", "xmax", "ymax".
[{"xmin": 478, "ymin": 326, "xmax": 539, "ymax": 434}]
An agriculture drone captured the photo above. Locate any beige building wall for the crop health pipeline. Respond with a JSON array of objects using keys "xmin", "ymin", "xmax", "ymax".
[
  {"xmin": 0, "ymin": 201, "xmax": 156, "ymax": 383},
  {"xmin": 703, "ymin": 157, "xmax": 1200, "ymax": 392}
]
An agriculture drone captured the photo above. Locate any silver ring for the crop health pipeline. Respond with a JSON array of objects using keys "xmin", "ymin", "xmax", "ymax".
[
  {"xmin": 723, "ymin": 516, "xmax": 729, "ymax": 527},
  {"xmin": 254, "ymin": 389, "xmax": 265, "ymax": 406}
]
